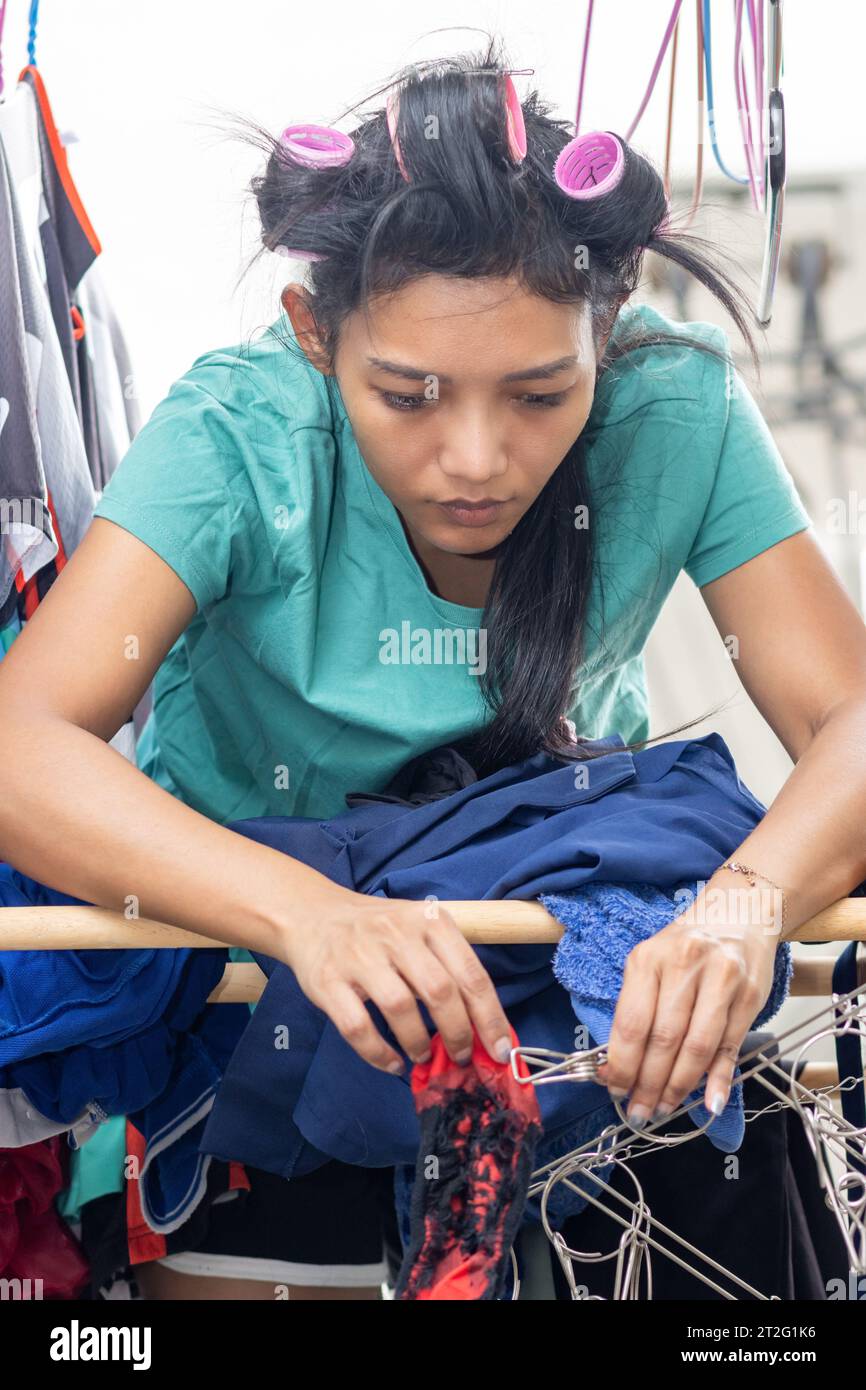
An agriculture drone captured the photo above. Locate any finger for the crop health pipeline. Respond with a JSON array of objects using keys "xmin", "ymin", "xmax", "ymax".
[
  {"xmin": 702, "ymin": 985, "xmax": 766, "ymax": 1114},
  {"xmin": 624, "ymin": 962, "xmax": 702, "ymax": 1124},
  {"xmin": 360, "ymin": 963, "xmax": 436, "ymax": 1064},
  {"xmin": 652, "ymin": 975, "xmax": 737, "ymax": 1116},
  {"xmin": 703, "ymin": 1035, "xmax": 741, "ymax": 1117},
  {"xmin": 659, "ymin": 949, "xmax": 758, "ymax": 1115},
  {"xmin": 596, "ymin": 943, "xmax": 661, "ymax": 1101},
  {"xmin": 391, "ymin": 937, "xmax": 475, "ymax": 1063},
  {"xmin": 324, "ymin": 980, "xmax": 407, "ymax": 1073},
  {"xmin": 426, "ymin": 918, "xmax": 512, "ymax": 1062}
]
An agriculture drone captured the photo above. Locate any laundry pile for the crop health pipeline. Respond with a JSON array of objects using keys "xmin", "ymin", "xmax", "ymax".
[{"xmin": 1, "ymin": 728, "xmax": 797, "ymax": 1245}]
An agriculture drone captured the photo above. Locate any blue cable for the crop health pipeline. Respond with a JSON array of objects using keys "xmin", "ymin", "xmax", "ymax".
[
  {"xmin": 27, "ymin": 0, "xmax": 38, "ymax": 66},
  {"xmin": 703, "ymin": 0, "xmax": 749, "ymax": 185}
]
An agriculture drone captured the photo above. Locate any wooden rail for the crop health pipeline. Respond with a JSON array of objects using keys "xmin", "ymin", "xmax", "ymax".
[
  {"xmin": 2, "ymin": 895, "xmax": 866, "ymax": 951},
  {"xmin": 2, "ymin": 900, "xmax": 862, "ymax": 1092}
]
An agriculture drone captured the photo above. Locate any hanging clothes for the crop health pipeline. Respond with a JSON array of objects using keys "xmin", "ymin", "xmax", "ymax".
[
  {"xmin": 0, "ymin": 72, "xmax": 96, "ymax": 621},
  {"xmin": 73, "ymin": 254, "xmax": 141, "ymax": 490},
  {"xmin": 0, "ymin": 64, "xmax": 139, "ymax": 626},
  {"xmin": 0, "ymin": 67, "xmax": 141, "ymax": 763}
]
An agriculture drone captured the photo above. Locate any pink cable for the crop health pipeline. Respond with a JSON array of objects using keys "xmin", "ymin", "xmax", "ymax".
[
  {"xmin": 626, "ymin": 0, "xmax": 685, "ymax": 141},
  {"xmin": 575, "ymin": 0, "xmax": 595, "ymax": 135},
  {"xmin": 734, "ymin": 0, "xmax": 761, "ymax": 210},
  {"xmin": 745, "ymin": 0, "xmax": 765, "ymax": 202},
  {"xmin": 753, "ymin": 0, "xmax": 766, "ymax": 205}
]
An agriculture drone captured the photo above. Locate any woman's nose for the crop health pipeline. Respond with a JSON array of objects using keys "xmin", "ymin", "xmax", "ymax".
[{"xmin": 437, "ymin": 428, "xmax": 509, "ymax": 483}]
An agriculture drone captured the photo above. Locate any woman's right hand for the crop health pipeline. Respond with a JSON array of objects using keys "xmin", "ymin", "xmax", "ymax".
[{"xmin": 278, "ymin": 887, "xmax": 514, "ymax": 1075}]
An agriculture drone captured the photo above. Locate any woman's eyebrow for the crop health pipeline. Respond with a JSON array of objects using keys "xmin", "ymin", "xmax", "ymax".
[{"xmin": 366, "ymin": 355, "xmax": 580, "ymax": 384}]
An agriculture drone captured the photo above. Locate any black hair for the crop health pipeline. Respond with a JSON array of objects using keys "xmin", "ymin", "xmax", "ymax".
[{"xmin": 223, "ymin": 37, "xmax": 764, "ymax": 777}]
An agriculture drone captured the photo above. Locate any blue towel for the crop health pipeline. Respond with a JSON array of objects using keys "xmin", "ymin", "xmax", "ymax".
[{"xmin": 542, "ymin": 880, "xmax": 794, "ymax": 1151}]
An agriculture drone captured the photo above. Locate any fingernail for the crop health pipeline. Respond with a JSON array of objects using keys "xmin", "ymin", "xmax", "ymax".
[
  {"xmin": 493, "ymin": 1036, "xmax": 512, "ymax": 1063},
  {"xmin": 387, "ymin": 1060, "xmax": 405, "ymax": 1075},
  {"xmin": 415, "ymin": 1049, "xmax": 432, "ymax": 1065},
  {"xmin": 627, "ymin": 1106, "xmax": 651, "ymax": 1129},
  {"xmin": 607, "ymin": 1087, "xmax": 628, "ymax": 1100},
  {"xmin": 652, "ymin": 1104, "xmax": 673, "ymax": 1123},
  {"xmin": 709, "ymin": 1090, "xmax": 727, "ymax": 1116},
  {"xmin": 455, "ymin": 1051, "xmax": 472, "ymax": 1066}
]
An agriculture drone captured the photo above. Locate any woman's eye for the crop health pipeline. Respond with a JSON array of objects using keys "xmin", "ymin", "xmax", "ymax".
[
  {"xmin": 378, "ymin": 389, "xmax": 568, "ymax": 411},
  {"xmin": 380, "ymin": 391, "xmax": 430, "ymax": 411},
  {"xmin": 519, "ymin": 392, "xmax": 568, "ymax": 409}
]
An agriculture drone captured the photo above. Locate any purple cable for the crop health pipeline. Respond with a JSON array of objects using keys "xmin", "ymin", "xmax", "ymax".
[
  {"xmin": 625, "ymin": 0, "xmax": 685, "ymax": 142},
  {"xmin": 753, "ymin": 0, "xmax": 766, "ymax": 204},
  {"xmin": 734, "ymin": 0, "xmax": 762, "ymax": 210},
  {"xmin": 575, "ymin": 0, "xmax": 595, "ymax": 136}
]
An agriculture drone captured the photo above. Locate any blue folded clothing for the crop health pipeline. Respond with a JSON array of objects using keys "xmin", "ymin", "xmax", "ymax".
[{"xmin": 542, "ymin": 880, "xmax": 793, "ymax": 1151}]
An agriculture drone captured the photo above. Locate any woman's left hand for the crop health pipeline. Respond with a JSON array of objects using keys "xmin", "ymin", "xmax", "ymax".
[{"xmin": 595, "ymin": 894, "xmax": 779, "ymax": 1127}]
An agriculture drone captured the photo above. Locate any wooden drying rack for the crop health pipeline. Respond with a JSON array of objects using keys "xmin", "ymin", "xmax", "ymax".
[{"xmin": 2, "ymin": 896, "xmax": 864, "ymax": 1094}]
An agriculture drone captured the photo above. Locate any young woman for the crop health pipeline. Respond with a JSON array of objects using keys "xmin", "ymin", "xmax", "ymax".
[{"xmin": 2, "ymin": 43, "xmax": 866, "ymax": 1301}]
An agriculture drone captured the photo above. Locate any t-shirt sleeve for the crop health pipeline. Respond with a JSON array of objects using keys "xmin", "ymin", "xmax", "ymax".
[
  {"xmin": 683, "ymin": 361, "xmax": 812, "ymax": 589},
  {"xmin": 92, "ymin": 374, "xmax": 252, "ymax": 612}
]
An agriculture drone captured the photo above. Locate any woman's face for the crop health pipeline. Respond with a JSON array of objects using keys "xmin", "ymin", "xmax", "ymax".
[{"xmin": 284, "ymin": 274, "xmax": 600, "ymax": 559}]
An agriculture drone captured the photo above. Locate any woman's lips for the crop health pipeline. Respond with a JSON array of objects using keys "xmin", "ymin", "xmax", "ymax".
[{"xmin": 437, "ymin": 500, "xmax": 506, "ymax": 528}]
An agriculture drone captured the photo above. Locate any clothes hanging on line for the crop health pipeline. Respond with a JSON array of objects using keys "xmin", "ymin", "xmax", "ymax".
[
  {"xmin": 0, "ymin": 71, "xmax": 95, "ymax": 621},
  {"xmin": 0, "ymin": 65, "xmax": 142, "ymax": 766},
  {"xmin": 0, "ymin": 64, "xmax": 139, "ymax": 625},
  {"xmin": 73, "ymin": 254, "xmax": 141, "ymax": 489}
]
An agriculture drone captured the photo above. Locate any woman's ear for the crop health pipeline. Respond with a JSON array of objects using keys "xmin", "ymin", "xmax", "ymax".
[{"xmin": 280, "ymin": 283, "xmax": 333, "ymax": 375}]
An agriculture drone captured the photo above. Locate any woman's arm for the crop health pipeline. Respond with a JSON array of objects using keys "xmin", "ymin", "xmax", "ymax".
[
  {"xmin": 0, "ymin": 520, "xmax": 512, "ymax": 1072},
  {"xmin": 698, "ymin": 528, "xmax": 866, "ymax": 922},
  {"xmin": 599, "ymin": 529, "xmax": 866, "ymax": 1123}
]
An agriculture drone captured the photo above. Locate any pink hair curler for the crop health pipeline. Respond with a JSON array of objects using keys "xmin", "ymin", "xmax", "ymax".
[
  {"xmin": 503, "ymin": 73, "xmax": 527, "ymax": 162},
  {"xmin": 386, "ymin": 72, "xmax": 527, "ymax": 183},
  {"xmin": 272, "ymin": 123, "xmax": 351, "ymax": 259},
  {"xmin": 554, "ymin": 130, "xmax": 625, "ymax": 199},
  {"xmin": 278, "ymin": 123, "xmax": 355, "ymax": 168}
]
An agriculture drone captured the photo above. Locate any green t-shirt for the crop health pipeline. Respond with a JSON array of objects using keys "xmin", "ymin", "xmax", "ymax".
[
  {"xmin": 66, "ymin": 299, "xmax": 811, "ymax": 1224},
  {"xmin": 93, "ymin": 299, "xmax": 811, "ymax": 826}
]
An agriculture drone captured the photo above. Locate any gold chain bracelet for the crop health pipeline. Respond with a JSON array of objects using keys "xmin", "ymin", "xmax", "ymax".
[{"xmin": 719, "ymin": 859, "xmax": 787, "ymax": 935}]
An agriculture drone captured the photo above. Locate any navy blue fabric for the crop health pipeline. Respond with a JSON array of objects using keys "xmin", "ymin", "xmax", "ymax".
[{"xmin": 201, "ymin": 731, "xmax": 781, "ymax": 1206}]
